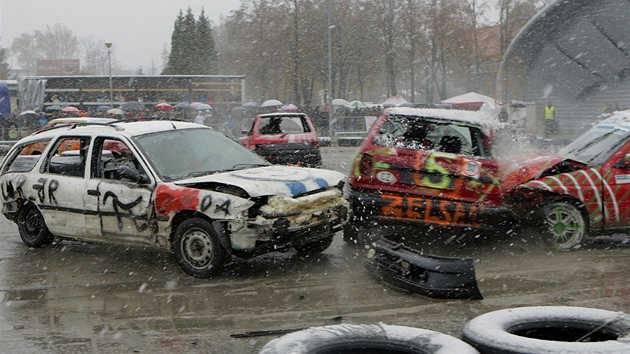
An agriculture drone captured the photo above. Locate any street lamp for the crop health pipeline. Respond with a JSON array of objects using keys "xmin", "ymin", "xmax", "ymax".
[{"xmin": 105, "ymin": 42, "xmax": 113, "ymax": 105}]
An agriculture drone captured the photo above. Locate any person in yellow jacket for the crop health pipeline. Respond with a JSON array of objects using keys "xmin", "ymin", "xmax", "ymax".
[{"xmin": 544, "ymin": 101, "xmax": 556, "ymax": 136}]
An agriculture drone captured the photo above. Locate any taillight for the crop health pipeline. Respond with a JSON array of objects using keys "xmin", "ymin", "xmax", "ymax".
[{"xmin": 358, "ymin": 154, "xmax": 373, "ymax": 176}]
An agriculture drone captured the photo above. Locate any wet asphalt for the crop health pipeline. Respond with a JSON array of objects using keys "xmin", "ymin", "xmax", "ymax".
[{"xmin": 1, "ymin": 146, "xmax": 629, "ymax": 353}]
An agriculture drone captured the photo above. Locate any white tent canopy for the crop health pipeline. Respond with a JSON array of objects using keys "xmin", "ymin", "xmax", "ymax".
[{"xmin": 440, "ymin": 92, "xmax": 496, "ymax": 109}]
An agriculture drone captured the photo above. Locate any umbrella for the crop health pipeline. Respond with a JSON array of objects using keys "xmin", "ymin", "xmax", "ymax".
[
  {"xmin": 46, "ymin": 105, "xmax": 63, "ymax": 111},
  {"xmin": 332, "ymin": 98, "xmax": 350, "ymax": 106},
  {"xmin": 281, "ymin": 104, "xmax": 299, "ymax": 112},
  {"xmin": 97, "ymin": 105, "xmax": 112, "ymax": 112},
  {"xmin": 121, "ymin": 101, "xmax": 145, "ymax": 111},
  {"xmin": 107, "ymin": 108, "xmax": 125, "ymax": 115},
  {"xmin": 173, "ymin": 102, "xmax": 193, "ymax": 109},
  {"xmin": 243, "ymin": 101, "xmax": 260, "ymax": 108},
  {"xmin": 62, "ymin": 106, "xmax": 80, "ymax": 112},
  {"xmin": 155, "ymin": 102, "xmax": 173, "ymax": 110},
  {"xmin": 19, "ymin": 110, "xmax": 39, "ymax": 116},
  {"xmin": 196, "ymin": 103, "xmax": 212, "ymax": 111},
  {"xmin": 261, "ymin": 99, "xmax": 283, "ymax": 108},
  {"xmin": 190, "ymin": 102, "xmax": 203, "ymax": 108}
]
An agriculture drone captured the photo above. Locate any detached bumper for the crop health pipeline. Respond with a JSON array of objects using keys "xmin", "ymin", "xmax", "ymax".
[{"xmin": 366, "ymin": 238, "xmax": 483, "ymax": 300}]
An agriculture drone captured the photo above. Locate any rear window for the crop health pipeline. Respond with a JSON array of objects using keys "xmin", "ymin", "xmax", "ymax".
[
  {"xmin": 1, "ymin": 139, "xmax": 52, "ymax": 173},
  {"xmin": 372, "ymin": 115, "xmax": 493, "ymax": 158}
]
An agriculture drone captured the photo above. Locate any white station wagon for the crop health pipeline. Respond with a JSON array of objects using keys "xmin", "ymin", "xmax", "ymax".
[{"xmin": 0, "ymin": 120, "xmax": 349, "ymax": 278}]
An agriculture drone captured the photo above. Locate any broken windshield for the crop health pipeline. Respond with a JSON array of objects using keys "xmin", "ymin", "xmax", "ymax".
[{"xmin": 559, "ymin": 121, "xmax": 630, "ymax": 165}]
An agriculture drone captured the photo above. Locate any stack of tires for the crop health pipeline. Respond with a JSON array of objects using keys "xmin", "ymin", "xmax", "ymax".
[{"xmin": 258, "ymin": 307, "xmax": 630, "ymax": 354}]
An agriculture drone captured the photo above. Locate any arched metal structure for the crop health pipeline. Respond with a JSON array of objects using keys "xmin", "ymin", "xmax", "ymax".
[{"xmin": 499, "ymin": 0, "xmax": 630, "ymax": 138}]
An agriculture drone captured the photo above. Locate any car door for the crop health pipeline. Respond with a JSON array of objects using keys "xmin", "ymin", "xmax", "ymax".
[
  {"xmin": 38, "ymin": 136, "xmax": 91, "ymax": 238},
  {"xmin": 85, "ymin": 136, "xmax": 156, "ymax": 244}
]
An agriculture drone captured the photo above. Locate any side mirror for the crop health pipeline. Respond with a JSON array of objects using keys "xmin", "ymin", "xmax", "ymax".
[
  {"xmin": 118, "ymin": 165, "xmax": 150, "ymax": 184},
  {"xmin": 624, "ymin": 153, "xmax": 630, "ymax": 168}
]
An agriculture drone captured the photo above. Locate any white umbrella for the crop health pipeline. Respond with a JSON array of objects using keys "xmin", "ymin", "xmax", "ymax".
[
  {"xmin": 332, "ymin": 98, "xmax": 350, "ymax": 106},
  {"xmin": 261, "ymin": 99, "xmax": 283, "ymax": 108},
  {"xmin": 349, "ymin": 100, "xmax": 367, "ymax": 108},
  {"xmin": 19, "ymin": 110, "xmax": 38, "ymax": 116}
]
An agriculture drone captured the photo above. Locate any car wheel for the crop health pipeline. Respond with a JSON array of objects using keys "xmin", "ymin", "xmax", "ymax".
[
  {"xmin": 541, "ymin": 200, "xmax": 587, "ymax": 250},
  {"xmin": 295, "ymin": 235, "xmax": 333, "ymax": 256},
  {"xmin": 462, "ymin": 306, "xmax": 630, "ymax": 354},
  {"xmin": 17, "ymin": 203, "xmax": 54, "ymax": 248},
  {"xmin": 172, "ymin": 218, "xmax": 226, "ymax": 278},
  {"xmin": 259, "ymin": 323, "xmax": 480, "ymax": 354}
]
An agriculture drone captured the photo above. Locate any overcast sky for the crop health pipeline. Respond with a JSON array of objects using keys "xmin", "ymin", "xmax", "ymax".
[{"xmin": 0, "ymin": 0, "xmax": 243, "ymax": 71}]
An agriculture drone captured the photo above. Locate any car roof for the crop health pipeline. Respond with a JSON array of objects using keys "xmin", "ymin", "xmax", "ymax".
[
  {"xmin": 383, "ymin": 107, "xmax": 499, "ymax": 127},
  {"xmin": 46, "ymin": 117, "xmax": 117, "ymax": 126},
  {"xmin": 22, "ymin": 119, "xmax": 208, "ymax": 143},
  {"xmin": 257, "ymin": 112, "xmax": 308, "ymax": 118}
]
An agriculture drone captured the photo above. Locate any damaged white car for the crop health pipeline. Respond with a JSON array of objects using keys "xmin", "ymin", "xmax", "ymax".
[{"xmin": 0, "ymin": 120, "xmax": 349, "ymax": 278}]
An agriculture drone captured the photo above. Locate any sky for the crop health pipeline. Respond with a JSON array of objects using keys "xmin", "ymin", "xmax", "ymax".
[{"xmin": 0, "ymin": 0, "xmax": 243, "ymax": 72}]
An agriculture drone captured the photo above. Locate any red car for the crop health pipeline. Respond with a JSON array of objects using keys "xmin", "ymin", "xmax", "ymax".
[
  {"xmin": 241, "ymin": 112, "xmax": 322, "ymax": 167},
  {"xmin": 503, "ymin": 111, "xmax": 630, "ymax": 250},
  {"xmin": 344, "ymin": 108, "xmax": 514, "ymax": 243}
]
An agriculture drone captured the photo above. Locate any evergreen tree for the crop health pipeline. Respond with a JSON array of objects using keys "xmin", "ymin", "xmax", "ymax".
[
  {"xmin": 162, "ymin": 10, "xmax": 185, "ymax": 74},
  {"xmin": 0, "ymin": 47, "xmax": 10, "ymax": 79},
  {"xmin": 194, "ymin": 9, "xmax": 217, "ymax": 74}
]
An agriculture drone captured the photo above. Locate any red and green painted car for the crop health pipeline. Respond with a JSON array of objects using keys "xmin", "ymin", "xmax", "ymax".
[
  {"xmin": 345, "ymin": 108, "xmax": 630, "ymax": 250},
  {"xmin": 344, "ymin": 108, "xmax": 514, "ymax": 243},
  {"xmin": 504, "ymin": 112, "xmax": 630, "ymax": 249}
]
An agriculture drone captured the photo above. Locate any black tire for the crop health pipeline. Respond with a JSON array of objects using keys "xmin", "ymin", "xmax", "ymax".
[
  {"xmin": 259, "ymin": 323, "xmax": 480, "ymax": 354},
  {"xmin": 172, "ymin": 218, "xmax": 226, "ymax": 278},
  {"xmin": 541, "ymin": 200, "xmax": 587, "ymax": 250},
  {"xmin": 295, "ymin": 235, "xmax": 333, "ymax": 256},
  {"xmin": 462, "ymin": 306, "xmax": 630, "ymax": 354},
  {"xmin": 17, "ymin": 203, "xmax": 53, "ymax": 248}
]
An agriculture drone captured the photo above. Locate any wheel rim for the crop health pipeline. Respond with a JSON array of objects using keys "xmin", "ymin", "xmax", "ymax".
[
  {"xmin": 180, "ymin": 227, "xmax": 214, "ymax": 269},
  {"xmin": 23, "ymin": 208, "xmax": 44, "ymax": 241},
  {"xmin": 545, "ymin": 204, "xmax": 585, "ymax": 249}
]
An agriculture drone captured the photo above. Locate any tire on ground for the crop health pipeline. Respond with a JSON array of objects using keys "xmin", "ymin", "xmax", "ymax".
[
  {"xmin": 172, "ymin": 217, "xmax": 226, "ymax": 278},
  {"xmin": 17, "ymin": 202, "xmax": 54, "ymax": 248},
  {"xmin": 541, "ymin": 199, "xmax": 587, "ymax": 251},
  {"xmin": 462, "ymin": 306, "xmax": 630, "ymax": 354},
  {"xmin": 259, "ymin": 323, "xmax": 480, "ymax": 354}
]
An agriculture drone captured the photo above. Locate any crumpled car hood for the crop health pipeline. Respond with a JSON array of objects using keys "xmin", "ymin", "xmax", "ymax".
[
  {"xmin": 174, "ymin": 165, "xmax": 344, "ymax": 197},
  {"xmin": 501, "ymin": 155, "xmax": 584, "ymax": 192}
]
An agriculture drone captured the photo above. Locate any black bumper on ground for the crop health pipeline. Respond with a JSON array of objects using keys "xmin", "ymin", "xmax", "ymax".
[{"xmin": 365, "ymin": 238, "xmax": 483, "ymax": 300}]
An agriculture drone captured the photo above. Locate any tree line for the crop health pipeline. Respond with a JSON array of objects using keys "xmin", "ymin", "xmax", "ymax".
[{"xmin": 1, "ymin": 0, "xmax": 550, "ymax": 106}]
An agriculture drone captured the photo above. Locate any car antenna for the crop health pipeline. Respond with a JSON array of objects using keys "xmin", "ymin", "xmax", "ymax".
[{"xmin": 171, "ymin": 122, "xmax": 177, "ymax": 129}]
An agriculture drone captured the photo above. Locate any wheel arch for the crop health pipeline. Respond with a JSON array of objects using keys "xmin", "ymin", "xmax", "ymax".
[{"xmin": 169, "ymin": 210, "xmax": 231, "ymax": 252}]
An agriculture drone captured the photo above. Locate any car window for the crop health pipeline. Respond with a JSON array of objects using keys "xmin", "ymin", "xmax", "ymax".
[
  {"xmin": 43, "ymin": 137, "xmax": 90, "ymax": 178},
  {"xmin": 372, "ymin": 115, "xmax": 491, "ymax": 158},
  {"xmin": 135, "ymin": 127, "xmax": 269, "ymax": 181},
  {"xmin": 91, "ymin": 137, "xmax": 146, "ymax": 181},
  {"xmin": 1, "ymin": 139, "xmax": 52, "ymax": 174},
  {"xmin": 258, "ymin": 116, "xmax": 310, "ymax": 135}
]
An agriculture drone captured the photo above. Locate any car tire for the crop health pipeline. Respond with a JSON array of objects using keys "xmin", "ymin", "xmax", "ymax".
[
  {"xmin": 259, "ymin": 323, "xmax": 480, "ymax": 354},
  {"xmin": 463, "ymin": 306, "xmax": 630, "ymax": 354},
  {"xmin": 541, "ymin": 199, "xmax": 587, "ymax": 250},
  {"xmin": 172, "ymin": 217, "xmax": 226, "ymax": 278},
  {"xmin": 294, "ymin": 235, "xmax": 333, "ymax": 256},
  {"xmin": 342, "ymin": 220, "xmax": 378, "ymax": 246},
  {"xmin": 17, "ymin": 203, "xmax": 54, "ymax": 248}
]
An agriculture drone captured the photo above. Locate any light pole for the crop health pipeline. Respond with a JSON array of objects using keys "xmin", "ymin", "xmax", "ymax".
[
  {"xmin": 326, "ymin": 0, "xmax": 336, "ymax": 144},
  {"xmin": 105, "ymin": 42, "xmax": 113, "ymax": 105}
]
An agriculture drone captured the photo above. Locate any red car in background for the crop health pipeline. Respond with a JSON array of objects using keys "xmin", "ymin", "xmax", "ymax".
[{"xmin": 241, "ymin": 112, "xmax": 322, "ymax": 167}]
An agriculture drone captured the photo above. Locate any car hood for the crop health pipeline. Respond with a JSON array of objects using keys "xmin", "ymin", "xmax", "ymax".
[
  {"xmin": 174, "ymin": 165, "xmax": 344, "ymax": 197},
  {"xmin": 501, "ymin": 155, "xmax": 585, "ymax": 191}
]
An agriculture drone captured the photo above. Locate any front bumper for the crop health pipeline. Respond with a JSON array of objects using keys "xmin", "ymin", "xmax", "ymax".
[
  {"xmin": 365, "ymin": 238, "xmax": 483, "ymax": 299},
  {"xmin": 348, "ymin": 188, "xmax": 516, "ymax": 230}
]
